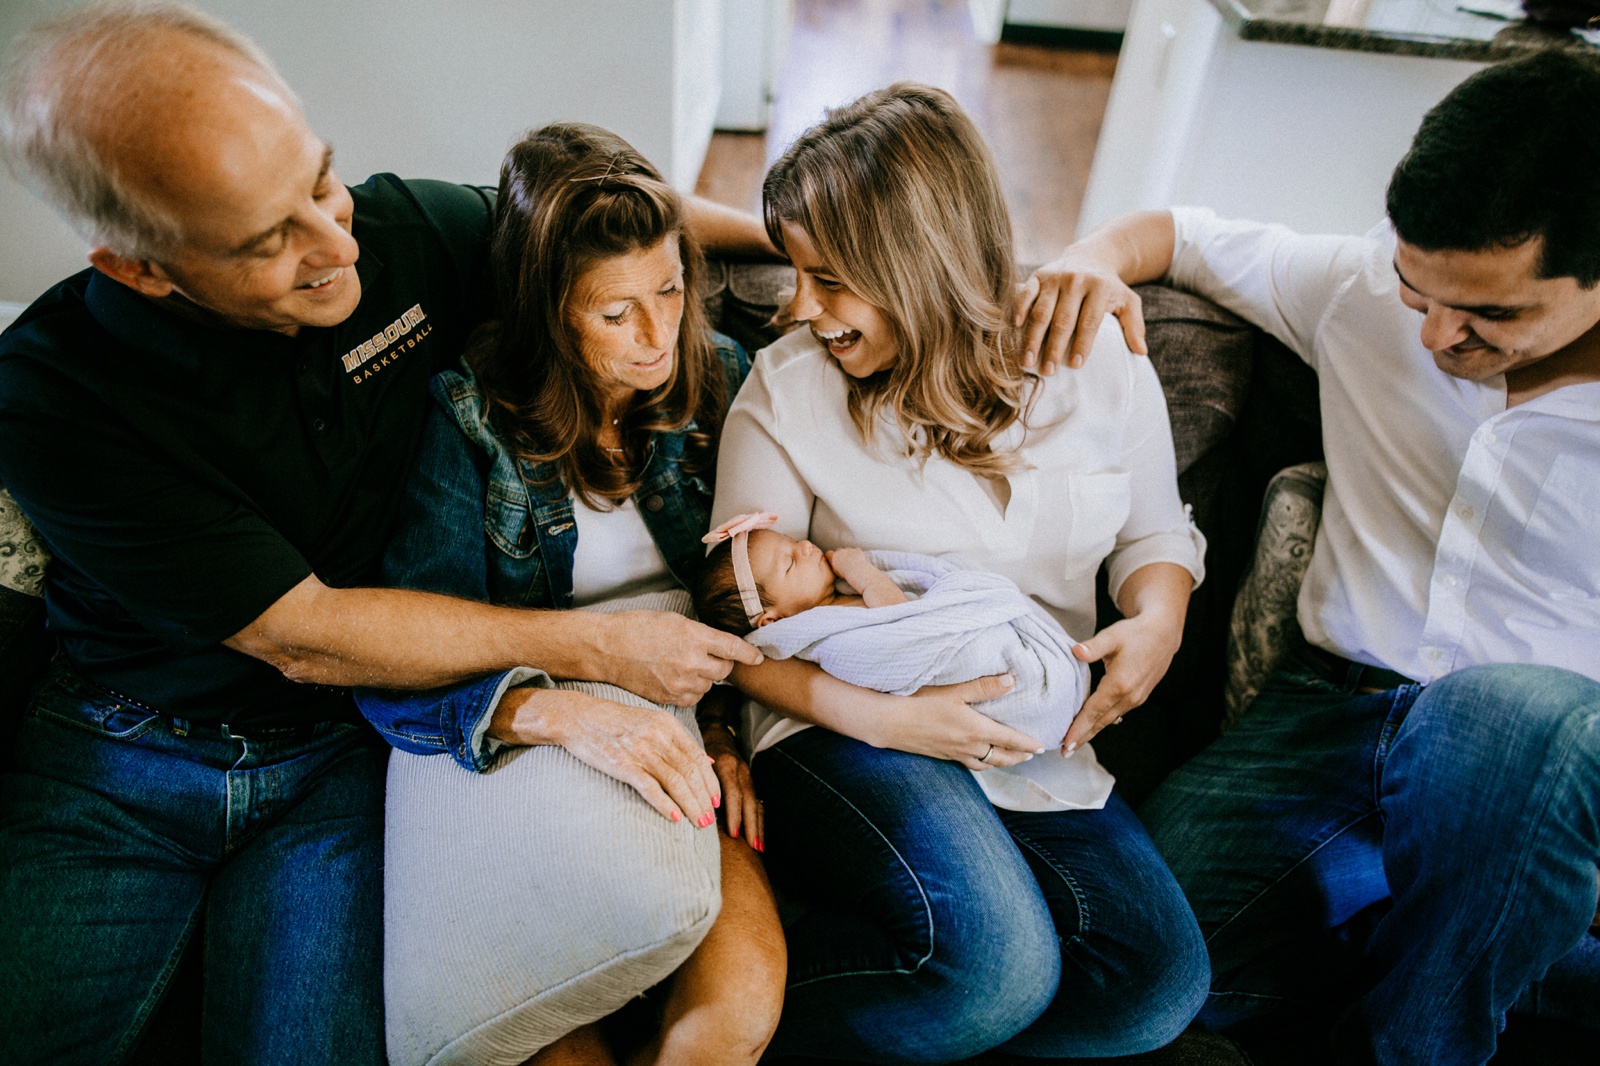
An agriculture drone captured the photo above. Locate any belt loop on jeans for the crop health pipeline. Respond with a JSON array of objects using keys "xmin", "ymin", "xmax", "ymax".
[{"xmin": 162, "ymin": 717, "xmax": 324, "ymax": 743}]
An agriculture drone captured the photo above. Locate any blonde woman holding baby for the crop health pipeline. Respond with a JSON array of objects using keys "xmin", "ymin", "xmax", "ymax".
[{"xmin": 711, "ymin": 84, "xmax": 1210, "ymax": 1061}]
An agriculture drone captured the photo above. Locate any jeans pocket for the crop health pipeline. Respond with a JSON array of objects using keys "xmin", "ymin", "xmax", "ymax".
[{"xmin": 30, "ymin": 673, "xmax": 162, "ymax": 741}]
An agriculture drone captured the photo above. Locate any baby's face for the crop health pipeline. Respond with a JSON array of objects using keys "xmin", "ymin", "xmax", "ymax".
[{"xmin": 746, "ymin": 529, "xmax": 836, "ymax": 623}]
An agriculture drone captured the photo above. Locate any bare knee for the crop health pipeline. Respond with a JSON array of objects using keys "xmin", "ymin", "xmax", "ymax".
[{"xmin": 651, "ymin": 838, "xmax": 786, "ymax": 1066}]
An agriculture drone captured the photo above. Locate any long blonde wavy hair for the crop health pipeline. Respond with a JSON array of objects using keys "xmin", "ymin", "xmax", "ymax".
[{"xmin": 762, "ymin": 83, "xmax": 1033, "ymax": 474}]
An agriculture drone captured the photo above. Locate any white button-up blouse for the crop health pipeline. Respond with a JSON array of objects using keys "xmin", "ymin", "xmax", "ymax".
[{"xmin": 711, "ymin": 323, "xmax": 1205, "ymax": 810}]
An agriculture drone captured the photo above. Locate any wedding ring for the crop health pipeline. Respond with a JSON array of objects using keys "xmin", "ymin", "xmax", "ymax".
[{"xmin": 980, "ymin": 743, "xmax": 994, "ymax": 763}]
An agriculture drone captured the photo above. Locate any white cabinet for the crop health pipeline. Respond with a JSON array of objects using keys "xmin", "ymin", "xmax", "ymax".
[
  {"xmin": 1078, "ymin": 0, "xmax": 1485, "ymax": 237},
  {"xmin": 1008, "ymin": 0, "xmax": 1135, "ymax": 34},
  {"xmin": 717, "ymin": 0, "xmax": 791, "ymax": 132}
]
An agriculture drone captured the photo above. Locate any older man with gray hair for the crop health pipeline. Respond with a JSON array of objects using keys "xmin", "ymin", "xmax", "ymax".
[{"xmin": 0, "ymin": 3, "xmax": 768, "ymax": 1063}]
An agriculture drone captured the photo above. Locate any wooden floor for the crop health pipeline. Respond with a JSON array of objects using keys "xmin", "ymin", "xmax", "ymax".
[{"xmin": 694, "ymin": 0, "xmax": 1118, "ymax": 266}]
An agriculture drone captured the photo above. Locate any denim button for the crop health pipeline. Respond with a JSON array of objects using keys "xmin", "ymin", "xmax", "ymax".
[
  {"xmin": 311, "ymin": 418, "xmax": 327, "ymax": 432},
  {"xmin": 645, "ymin": 495, "xmax": 665, "ymax": 512}
]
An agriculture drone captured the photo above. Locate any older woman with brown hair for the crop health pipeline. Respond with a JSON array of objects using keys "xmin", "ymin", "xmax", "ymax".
[{"xmin": 356, "ymin": 124, "xmax": 783, "ymax": 1066}]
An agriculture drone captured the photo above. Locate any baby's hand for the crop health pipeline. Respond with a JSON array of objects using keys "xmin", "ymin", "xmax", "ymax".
[
  {"xmin": 826, "ymin": 548, "xmax": 908, "ymax": 608},
  {"xmin": 825, "ymin": 547, "xmax": 872, "ymax": 589}
]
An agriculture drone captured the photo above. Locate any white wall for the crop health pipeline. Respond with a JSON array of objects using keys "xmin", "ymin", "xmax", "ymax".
[
  {"xmin": 1079, "ymin": 0, "xmax": 1483, "ymax": 238},
  {"xmin": 1, "ymin": 0, "xmax": 721, "ymax": 308}
]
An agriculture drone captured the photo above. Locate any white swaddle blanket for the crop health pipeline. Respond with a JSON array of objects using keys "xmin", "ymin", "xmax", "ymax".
[{"xmin": 748, "ymin": 550, "xmax": 1115, "ymax": 811}]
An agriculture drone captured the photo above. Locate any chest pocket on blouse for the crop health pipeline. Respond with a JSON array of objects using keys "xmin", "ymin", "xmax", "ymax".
[
  {"xmin": 1522, "ymin": 454, "xmax": 1600, "ymax": 602},
  {"xmin": 1062, "ymin": 471, "xmax": 1132, "ymax": 580}
]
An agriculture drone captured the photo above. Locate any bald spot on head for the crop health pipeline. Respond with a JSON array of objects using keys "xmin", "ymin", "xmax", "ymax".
[{"xmin": 51, "ymin": 25, "xmax": 307, "ymax": 252}]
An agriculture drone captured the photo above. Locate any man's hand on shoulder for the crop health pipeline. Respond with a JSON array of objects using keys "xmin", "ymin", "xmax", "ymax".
[
  {"xmin": 1015, "ymin": 256, "xmax": 1147, "ymax": 376},
  {"xmin": 1014, "ymin": 209, "xmax": 1178, "ymax": 376}
]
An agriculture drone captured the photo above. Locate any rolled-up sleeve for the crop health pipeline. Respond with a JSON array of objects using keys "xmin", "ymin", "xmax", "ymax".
[
  {"xmin": 352, "ymin": 390, "xmax": 521, "ymax": 772},
  {"xmin": 1104, "ymin": 356, "xmax": 1207, "ymax": 602},
  {"xmin": 358, "ymin": 666, "xmax": 554, "ymax": 772}
]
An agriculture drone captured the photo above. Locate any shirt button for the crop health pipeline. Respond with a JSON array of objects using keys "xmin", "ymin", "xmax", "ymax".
[
  {"xmin": 645, "ymin": 495, "xmax": 665, "ymax": 513},
  {"xmin": 311, "ymin": 418, "xmax": 327, "ymax": 432},
  {"xmin": 1442, "ymin": 575, "xmax": 1458, "ymax": 588},
  {"xmin": 1481, "ymin": 430, "xmax": 1498, "ymax": 446},
  {"xmin": 1456, "ymin": 503, "xmax": 1475, "ymax": 521},
  {"xmin": 1424, "ymin": 647, "xmax": 1443, "ymax": 661}
]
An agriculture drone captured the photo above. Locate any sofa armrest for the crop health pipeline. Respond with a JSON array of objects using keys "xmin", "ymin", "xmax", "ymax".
[{"xmin": 700, "ymin": 258, "xmax": 794, "ymax": 357}]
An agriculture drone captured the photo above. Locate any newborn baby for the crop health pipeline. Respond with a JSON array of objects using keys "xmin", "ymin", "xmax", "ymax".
[{"xmin": 693, "ymin": 512, "xmax": 1091, "ymax": 753}]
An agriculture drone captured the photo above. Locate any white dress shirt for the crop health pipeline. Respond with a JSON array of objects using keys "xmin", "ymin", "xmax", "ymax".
[
  {"xmin": 1169, "ymin": 206, "xmax": 1600, "ymax": 686},
  {"xmin": 713, "ymin": 324, "xmax": 1205, "ymax": 811}
]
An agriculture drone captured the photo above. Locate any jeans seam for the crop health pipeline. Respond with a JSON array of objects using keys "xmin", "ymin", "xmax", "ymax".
[
  {"xmin": 1408, "ymin": 700, "xmax": 1598, "ymax": 1053},
  {"xmin": 767, "ymin": 746, "xmax": 936, "ymax": 988},
  {"xmin": 111, "ymin": 899, "xmax": 205, "ymax": 1065},
  {"xmin": 1005, "ymin": 826, "xmax": 1089, "ymax": 946},
  {"xmin": 1207, "ymin": 687, "xmax": 1401, "ymax": 952},
  {"xmin": 1204, "ymin": 809, "xmax": 1380, "ymax": 950}
]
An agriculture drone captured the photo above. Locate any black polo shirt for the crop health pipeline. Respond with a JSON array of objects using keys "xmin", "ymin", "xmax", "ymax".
[{"xmin": 0, "ymin": 174, "xmax": 493, "ymax": 726}]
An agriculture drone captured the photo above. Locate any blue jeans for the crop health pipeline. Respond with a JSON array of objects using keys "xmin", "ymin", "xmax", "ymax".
[
  {"xmin": 0, "ymin": 668, "xmax": 386, "ymax": 1066},
  {"xmin": 1141, "ymin": 649, "xmax": 1600, "ymax": 1065},
  {"xmin": 753, "ymin": 728, "xmax": 1208, "ymax": 1063}
]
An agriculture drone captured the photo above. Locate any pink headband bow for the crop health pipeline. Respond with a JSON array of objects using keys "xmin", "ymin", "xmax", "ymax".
[{"xmin": 702, "ymin": 512, "xmax": 779, "ymax": 627}]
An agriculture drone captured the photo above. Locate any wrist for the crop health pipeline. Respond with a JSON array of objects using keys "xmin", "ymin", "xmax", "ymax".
[{"xmin": 489, "ymin": 685, "xmax": 566, "ymax": 746}]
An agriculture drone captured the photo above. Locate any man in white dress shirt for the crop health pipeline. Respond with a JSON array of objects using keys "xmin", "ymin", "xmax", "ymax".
[{"xmin": 1021, "ymin": 50, "xmax": 1600, "ymax": 1064}]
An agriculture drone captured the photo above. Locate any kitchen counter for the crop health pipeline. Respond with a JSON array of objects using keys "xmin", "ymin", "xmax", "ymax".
[
  {"xmin": 1077, "ymin": 0, "xmax": 1594, "ymax": 239},
  {"xmin": 1209, "ymin": 0, "xmax": 1598, "ymax": 60}
]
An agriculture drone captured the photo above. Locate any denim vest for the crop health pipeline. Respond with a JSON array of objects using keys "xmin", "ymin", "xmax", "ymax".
[{"xmin": 358, "ymin": 334, "xmax": 748, "ymax": 771}]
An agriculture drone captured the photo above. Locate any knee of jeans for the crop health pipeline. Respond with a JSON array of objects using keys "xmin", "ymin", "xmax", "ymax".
[
  {"xmin": 896, "ymin": 905, "xmax": 1061, "ymax": 1062},
  {"xmin": 1101, "ymin": 916, "xmax": 1211, "ymax": 1052},
  {"xmin": 1417, "ymin": 664, "xmax": 1600, "ymax": 769},
  {"xmin": 1040, "ymin": 877, "xmax": 1210, "ymax": 1055}
]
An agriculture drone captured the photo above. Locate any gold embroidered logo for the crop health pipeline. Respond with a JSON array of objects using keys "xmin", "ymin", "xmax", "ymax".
[
  {"xmin": 341, "ymin": 304, "xmax": 427, "ymax": 373},
  {"xmin": 351, "ymin": 323, "xmax": 432, "ymax": 384}
]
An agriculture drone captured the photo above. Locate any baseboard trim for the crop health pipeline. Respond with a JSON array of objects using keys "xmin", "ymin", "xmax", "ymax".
[{"xmin": 999, "ymin": 24, "xmax": 1125, "ymax": 52}]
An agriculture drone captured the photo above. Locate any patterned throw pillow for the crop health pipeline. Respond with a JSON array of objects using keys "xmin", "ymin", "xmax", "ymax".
[
  {"xmin": 1224, "ymin": 462, "xmax": 1327, "ymax": 729},
  {"xmin": 0, "ymin": 489, "xmax": 48, "ymax": 599}
]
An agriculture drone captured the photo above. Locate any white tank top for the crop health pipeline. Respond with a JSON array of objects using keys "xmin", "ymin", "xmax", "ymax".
[{"xmin": 567, "ymin": 494, "xmax": 677, "ymax": 606}]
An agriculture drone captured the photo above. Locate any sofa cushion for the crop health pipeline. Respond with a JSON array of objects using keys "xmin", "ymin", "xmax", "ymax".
[{"xmin": 0, "ymin": 488, "xmax": 48, "ymax": 599}]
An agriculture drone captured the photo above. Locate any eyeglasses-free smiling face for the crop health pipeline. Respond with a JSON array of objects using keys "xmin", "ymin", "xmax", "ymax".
[
  {"xmin": 745, "ymin": 529, "xmax": 837, "ymax": 625},
  {"xmin": 780, "ymin": 222, "xmax": 898, "ymax": 378},
  {"xmin": 564, "ymin": 237, "xmax": 686, "ymax": 410},
  {"xmin": 1393, "ymin": 237, "xmax": 1600, "ymax": 383}
]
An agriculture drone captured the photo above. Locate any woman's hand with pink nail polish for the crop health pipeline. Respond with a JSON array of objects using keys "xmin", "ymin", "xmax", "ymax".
[
  {"xmin": 701, "ymin": 714, "xmax": 764, "ymax": 850},
  {"xmin": 492, "ymin": 687, "xmax": 719, "ymax": 824}
]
